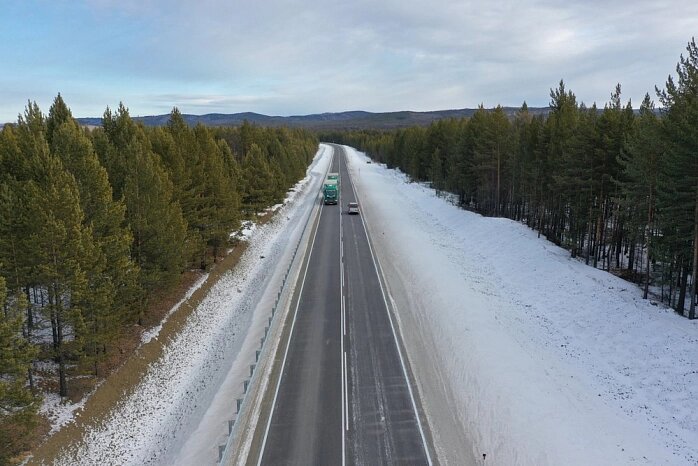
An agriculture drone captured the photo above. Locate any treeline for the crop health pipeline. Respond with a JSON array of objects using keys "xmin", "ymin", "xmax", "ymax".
[
  {"xmin": 0, "ymin": 96, "xmax": 317, "ymax": 461},
  {"xmin": 323, "ymin": 39, "xmax": 698, "ymax": 321}
]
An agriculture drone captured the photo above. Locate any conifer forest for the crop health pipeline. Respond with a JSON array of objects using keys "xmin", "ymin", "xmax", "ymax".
[{"xmin": 0, "ymin": 97, "xmax": 317, "ymax": 460}]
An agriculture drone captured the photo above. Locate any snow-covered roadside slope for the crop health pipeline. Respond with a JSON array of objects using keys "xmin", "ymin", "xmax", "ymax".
[
  {"xmin": 50, "ymin": 145, "xmax": 331, "ymax": 466},
  {"xmin": 344, "ymin": 146, "xmax": 698, "ymax": 466}
]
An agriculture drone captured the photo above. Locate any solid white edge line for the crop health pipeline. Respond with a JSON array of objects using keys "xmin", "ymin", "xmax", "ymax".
[
  {"xmin": 257, "ymin": 149, "xmax": 332, "ymax": 466},
  {"xmin": 344, "ymin": 349, "xmax": 349, "ymax": 431},
  {"xmin": 342, "ymin": 145, "xmax": 434, "ymax": 466}
]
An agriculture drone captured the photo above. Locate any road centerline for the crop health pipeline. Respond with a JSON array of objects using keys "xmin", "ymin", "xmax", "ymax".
[{"xmin": 339, "ymin": 164, "xmax": 347, "ymax": 464}]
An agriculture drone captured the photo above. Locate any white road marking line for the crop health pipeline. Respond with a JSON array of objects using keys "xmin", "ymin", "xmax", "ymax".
[
  {"xmin": 341, "ymin": 145, "xmax": 434, "ymax": 466},
  {"xmin": 338, "ymin": 154, "xmax": 347, "ymax": 466},
  {"xmin": 344, "ymin": 349, "xmax": 349, "ymax": 432},
  {"xmin": 342, "ymin": 296, "xmax": 346, "ymax": 336}
]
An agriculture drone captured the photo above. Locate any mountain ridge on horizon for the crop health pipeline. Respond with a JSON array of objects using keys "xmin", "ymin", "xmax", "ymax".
[{"xmin": 71, "ymin": 107, "xmax": 552, "ymax": 130}]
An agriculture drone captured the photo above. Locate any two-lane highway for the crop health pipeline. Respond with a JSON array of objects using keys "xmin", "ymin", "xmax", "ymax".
[{"xmin": 257, "ymin": 145, "xmax": 431, "ymax": 465}]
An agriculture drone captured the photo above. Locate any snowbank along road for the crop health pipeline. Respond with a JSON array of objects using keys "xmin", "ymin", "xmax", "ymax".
[
  {"xmin": 342, "ymin": 145, "xmax": 698, "ymax": 465},
  {"xmin": 254, "ymin": 145, "xmax": 434, "ymax": 465}
]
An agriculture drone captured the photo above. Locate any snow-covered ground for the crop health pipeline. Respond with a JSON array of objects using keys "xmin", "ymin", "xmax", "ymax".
[
  {"xmin": 48, "ymin": 145, "xmax": 331, "ymax": 465},
  {"xmin": 40, "ymin": 390, "xmax": 96, "ymax": 438},
  {"xmin": 344, "ymin": 146, "xmax": 698, "ymax": 466},
  {"xmin": 141, "ymin": 273, "xmax": 209, "ymax": 345}
]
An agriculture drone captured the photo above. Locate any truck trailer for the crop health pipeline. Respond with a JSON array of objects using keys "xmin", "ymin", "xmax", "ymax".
[{"xmin": 323, "ymin": 179, "xmax": 338, "ymax": 205}]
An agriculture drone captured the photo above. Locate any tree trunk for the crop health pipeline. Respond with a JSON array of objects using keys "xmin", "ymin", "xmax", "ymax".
[
  {"xmin": 677, "ymin": 264, "xmax": 688, "ymax": 316},
  {"xmin": 644, "ymin": 192, "xmax": 654, "ymax": 299},
  {"xmin": 50, "ymin": 295, "xmax": 59, "ymax": 355},
  {"xmin": 496, "ymin": 149, "xmax": 501, "ymax": 216},
  {"xmin": 615, "ymin": 216, "xmax": 623, "ymax": 269},
  {"xmin": 25, "ymin": 286, "xmax": 34, "ymax": 330},
  {"xmin": 689, "ymin": 189, "xmax": 698, "ymax": 319},
  {"xmin": 28, "ymin": 366, "xmax": 35, "ymax": 392},
  {"xmin": 57, "ymin": 310, "xmax": 67, "ymax": 397}
]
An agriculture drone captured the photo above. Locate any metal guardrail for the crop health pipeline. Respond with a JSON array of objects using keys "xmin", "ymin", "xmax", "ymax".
[{"xmin": 217, "ymin": 152, "xmax": 329, "ymax": 464}]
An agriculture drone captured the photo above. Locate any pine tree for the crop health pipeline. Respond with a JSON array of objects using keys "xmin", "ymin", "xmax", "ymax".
[
  {"xmin": 430, "ymin": 148, "xmax": 444, "ymax": 195},
  {"xmin": 471, "ymin": 106, "xmax": 512, "ymax": 215},
  {"xmin": 511, "ymin": 102, "xmax": 536, "ymax": 222},
  {"xmin": 218, "ymin": 137, "xmax": 242, "ymax": 193},
  {"xmin": 48, "ymin": 99, "xmax": 140, "ymax": 370},
  {"xmin": 160, "ymin": 108, "xmax": 196, "ymax": 206},
  {"xmin": 28, "ymin": 149, "xmax": 92, "ymax": 397},
  {"xmin": 545, "ymin": 81, "xmax": 579, "ymax": 243},
  {"xmin": 239, "ymin": 120, "xmax": 257, "ymax": 157},
  {"xmin": 157, "ymin": 109, "xmax": 215, "ymax": 266},
  {"xmin": 596, "ymin": 84, "xmax": 634, "ymax": 270},
  {"xmin": 657, "ymin": 38, "xmax": 698, "ymax": 317},
  {"xmin": 45, "ymin": 93, "xmax": 72, "ymax": 147},
  {"xmin": 447, "ymin": 119, "xmax": 476, "ymax": 206},
  {"xmin": 122, "ymin": 138, "xmax": 187, "ymax": 294},
  {"xmin": 1, "ymin": 124, "xmax": 32, "ymax": 183},
  {"xmin": 0, "ymin": 126, "xmax": 34, "ymax": 296},
  {"xmin": 99, "ymin": 105, "xmax": 187, "ymax": 296},
  {"xmin": 11, "ymin": 102, "xmax": 95, "ymax": 396},
  {"xmin": 0, "ymin": 182, "xmax": 35, "ymax": 332},
  {"xmin": 241, "ymin": 143, "xmax": 274, "ymax": 214},
  {"xmin": 0, "ymin": 274, "xmax": 39, "ymax": 464},
  {"xmin": 191, "ymin": 124, "xmax": 240, "ymax": 266},
  {"xmin": 98, "ymin": 103, "xmax": 149, "ymax": 199},
  {"xmin": 621, "ymin": 94, "xmax": 662, "ymax": 298}
]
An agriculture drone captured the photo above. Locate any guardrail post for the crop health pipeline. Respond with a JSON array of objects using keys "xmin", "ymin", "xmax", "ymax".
[
  {"xmin": 250, "ymin": 364, "xmax": 256, "ymax": 377},
  {"xmin": 237, "ymin": 398, "xmax": 243, "ymax": 413},
  {"xmin": 243, "ymin": 379, "xmax": 249, "ymax": 393},
  {"xmin": 228, "ymin": 419, "xmax": 235, "ymax": 434}
]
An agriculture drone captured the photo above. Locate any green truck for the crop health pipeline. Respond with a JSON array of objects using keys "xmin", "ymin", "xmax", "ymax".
[{"xmin": 323, "ymin": 179, "xmax": 338, "ymax": 204}]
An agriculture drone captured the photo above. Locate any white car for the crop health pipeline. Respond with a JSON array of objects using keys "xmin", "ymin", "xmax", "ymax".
[{"xmin": 347, "ymin": 202, "xmax": 360, "ymax": 215}]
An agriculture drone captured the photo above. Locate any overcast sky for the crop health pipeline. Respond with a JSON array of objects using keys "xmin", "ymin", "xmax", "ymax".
[{"xmin": 1, "ymin": 0, "xmax": 697, "ymax": 121}]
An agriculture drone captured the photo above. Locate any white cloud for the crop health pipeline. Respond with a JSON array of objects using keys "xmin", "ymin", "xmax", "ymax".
[{"xmin": 3, "ymin": 0, "xmax": 698, "ymax": 120}]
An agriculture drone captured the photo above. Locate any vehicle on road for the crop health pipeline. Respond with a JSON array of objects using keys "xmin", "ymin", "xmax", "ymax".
[
  {"xmin": 348, "ymin": 202, "xmax": 360, "ymax": 215},
  {"xmin": 323, "ymin": 180, "xmax": 338, "ymax": 205}
]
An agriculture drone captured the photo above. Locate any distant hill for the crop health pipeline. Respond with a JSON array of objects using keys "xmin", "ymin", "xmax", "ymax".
[{"xmin": 75, "ymin": 107, "xmax": 552, "ymax": 130}]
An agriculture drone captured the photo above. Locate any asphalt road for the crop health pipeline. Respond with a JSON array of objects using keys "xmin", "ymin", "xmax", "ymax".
[{"xmin": 259, "ymin": 145, "xmax": 431, "ymax": 465}]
